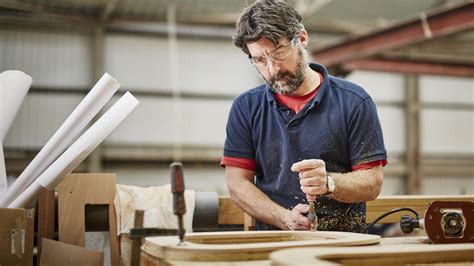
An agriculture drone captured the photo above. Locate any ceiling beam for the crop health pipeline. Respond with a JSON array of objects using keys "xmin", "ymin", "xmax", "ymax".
[
  {"xmin": 343, "ymin": 58, "xmax": 474, "ymax": 77},
  {"xmin": 312, "ymin": 2, "xmax": 474, "ymax": 67},
  {"xmin": 0, "ymin": 0, "xmax": 97, "ymax": 26},
  {"xmin": 101, "ymin": 0, "xmax": 118, "ymax": 23}
]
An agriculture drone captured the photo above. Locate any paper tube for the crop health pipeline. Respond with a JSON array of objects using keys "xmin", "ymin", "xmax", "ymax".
[
  {"xmin": 1, "ymin": 70, "xmax": 33, "ymax": 141},
  {"xmin": 0, "ymin": 73, "xmax": 120, "ymax": 207},
  {"xmin": 0, "ymin": 70, "xmax": 32, "ymax": 195},
  {"xmin": 9, "ymin": 92, "xmax": 139, "ymax": 208},
  {"xmin": 0, "ymin": 137, "xmax": 6, "ymax": 195}
]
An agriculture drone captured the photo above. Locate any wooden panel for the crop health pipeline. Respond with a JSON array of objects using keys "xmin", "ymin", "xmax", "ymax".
[
  {"xmin": 0, "ymin": 208, "xmax": 34, "ymax": 266},
  {"xmin": 366, "ymin": 195, "xmax": 474, "ymax": 223},
  {"xmin": 218, "ymin": 197, "xmax": 244, "ymax": 225},
  {"xmin": 244, "ymin": 213, "xmax": 256, "ymax": 231},
  {"xmin": 40, "ymin": 239, "xmax": 103, "ymax": 266},
  {"xmin": 57, "ymin": 173, "xmax": 120, "ymax": 266},
  {"xmin": 405, "ymin": 73, "xmax": 421, "ymax": 195},
  {"xmin": 37, "ymin": 189, "xmax": 55, "ymax": 263}
]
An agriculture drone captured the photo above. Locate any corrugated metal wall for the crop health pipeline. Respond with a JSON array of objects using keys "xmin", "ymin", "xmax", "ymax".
[{"xmin": 1, "ymin": 27, "xmax": 473, "ymax": 195}]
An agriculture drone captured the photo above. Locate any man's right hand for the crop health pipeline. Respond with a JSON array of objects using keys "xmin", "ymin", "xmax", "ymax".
[{"xmin": 283, "ymin": 203, "xmax": 311, "ymax": 230}]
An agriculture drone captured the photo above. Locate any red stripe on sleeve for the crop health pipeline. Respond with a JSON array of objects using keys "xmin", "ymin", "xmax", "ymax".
[
  {"xmin": 352, "ymin": 159, "xmax": 388, "ymax": 171},
  {"xmin": 220, "ymin": 156, "xmax": 256, "ymax": 171}
]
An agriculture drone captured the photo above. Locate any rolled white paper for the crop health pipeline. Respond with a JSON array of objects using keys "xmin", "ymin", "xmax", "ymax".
[
  {"xmin": 0, "ymin": 73, "xmax": 120, "ymax": 207},
  {"xmin": 0, "ymin": 137, "xmax": 6, "ymax": 195},
  {"xmin": 0, "ymin": 70, "xmax": 33, "ymax": 141},
  {"xmin": 9, "ymin": 92, "xmax": 139, "ymax": 208}
]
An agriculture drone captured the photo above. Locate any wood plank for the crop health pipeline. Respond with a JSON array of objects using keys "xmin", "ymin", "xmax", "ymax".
[
  {"xmin": 405, "ymin": 74, "xmax": 421, "ymax": 195},
  {"xmin": 131, "ymin": 210, "xmax": 144, "ymax": 266},
  {"xmin": 40, "ymin": 239, "xmax": 103, "ymax": 266},
  {"xmin": 57, "ymin": 173, "xmax": 120, "ymax": 266},
  {"xmin": 366, "ymin": 195, "xmax": 474, "ymax": 223},
  {"xmin": 37, "ymin": 189, "xmax": 55, "ymax": 263},
  {"xmin": 218, "ymin": 197, "xmax": 244, "ymax": 225},
  {"xmin": 244, "ymin": 213, "xmax": 255, "ymax": 231},
  {"xmin": 0, "ymin": 208, "xmax": 34, "ymax": 266}
]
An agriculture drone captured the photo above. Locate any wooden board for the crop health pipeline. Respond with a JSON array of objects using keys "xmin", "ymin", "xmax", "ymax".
[
  {"xmin": 270, "ymin": 242, "xmax": 474, "ymax": 265},
  {"xmin": 37, "ymin": 189, "xmax": 55, "ymax": 263},
  {"xmin": 40, "ymin": 239, "xmax": 103, "ymax": 266},
  {"xmin": 218, "ymin": 197, "xmax": 244, "ymax": 225},
  {"xmin": 0, "ymin": 208, "xmax": 34, "ymax": 266},
  {"xmin": 366, "ymin": 195, "xmax": 474, "ymax": 223},
  {"xmin": 141, "ymin": 231, "xmax": 380, "ymax": 264},
  {"xmin": 57, "ymin": 173, "xmax": 119, "ymax": 266}
]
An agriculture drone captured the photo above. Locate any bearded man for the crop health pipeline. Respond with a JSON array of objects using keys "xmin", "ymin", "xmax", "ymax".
[{"xmin": 221, "ymin": 0, "xmax": 388, "ymax": 232}]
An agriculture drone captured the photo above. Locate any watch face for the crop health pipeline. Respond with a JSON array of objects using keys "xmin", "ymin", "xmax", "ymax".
[{"xmin": 327, "ymin": 175, "xmax": 335, "ymax": 193}]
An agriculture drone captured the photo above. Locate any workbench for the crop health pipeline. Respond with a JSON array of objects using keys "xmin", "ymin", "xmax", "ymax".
[
  {"xmin": 139, "ymin": 235, "xmax": 474, "ymax": 265},
  {"xmin": 139, "ymin": 195, "xmax": 474, "ymax": 265}
]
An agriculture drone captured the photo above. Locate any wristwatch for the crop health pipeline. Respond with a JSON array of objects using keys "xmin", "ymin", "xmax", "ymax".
[{"xmin": 325, "ymin": 174, "xmax": 335, "ymax": 195}]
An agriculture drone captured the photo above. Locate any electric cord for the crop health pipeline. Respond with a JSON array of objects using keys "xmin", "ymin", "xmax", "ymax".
[{"xmin": 363, "ymin": 207, "xmax": 420, "ymax": 233}]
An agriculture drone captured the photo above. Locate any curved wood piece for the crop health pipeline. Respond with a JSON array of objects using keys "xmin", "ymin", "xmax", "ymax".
[
  {"xmin": 142, "ymin": 231, "xmax": 380, "ymax": 263},
  {"xmin": 270, "ymin": 243, "xmax": 474, "ymax": 265}
]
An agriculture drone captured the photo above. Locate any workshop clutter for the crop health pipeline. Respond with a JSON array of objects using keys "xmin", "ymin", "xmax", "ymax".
[{"xmin": 0, "ymin": 71, "xmax": 139, "ymax": 265}]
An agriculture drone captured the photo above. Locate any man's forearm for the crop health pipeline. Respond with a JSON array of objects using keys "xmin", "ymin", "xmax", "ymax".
[
  {"xmin": 330, "ymin": 166, "xmax": 383, "ymax": 203},
  {"xmin": 227, "ymin": 174, "xmax": 289, "ymax": 229}
]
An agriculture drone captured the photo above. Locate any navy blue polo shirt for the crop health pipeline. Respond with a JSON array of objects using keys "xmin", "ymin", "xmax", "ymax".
[{"xmin": 223, "ymin": 63, "xmax": 387, "ymax": 232}]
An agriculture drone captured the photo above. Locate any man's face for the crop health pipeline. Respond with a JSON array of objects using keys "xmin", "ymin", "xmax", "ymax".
[{"xmin": 247, "ymin": 37, "xmax": 307, "ymax": 95}]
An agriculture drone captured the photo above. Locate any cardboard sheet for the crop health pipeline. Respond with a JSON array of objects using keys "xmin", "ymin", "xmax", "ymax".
[
  {"xmin": 0, "ymin": 73, "xmax": 120, "ymax": 207},
  {"xmin": 9, "ymin": 92, "xmax": 139, "ymax": 208}
]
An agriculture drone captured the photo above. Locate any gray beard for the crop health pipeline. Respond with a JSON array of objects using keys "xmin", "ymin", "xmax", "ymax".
[{"xmin": 261, "ymin": 49, "xmax": 306, "ymax": 95}]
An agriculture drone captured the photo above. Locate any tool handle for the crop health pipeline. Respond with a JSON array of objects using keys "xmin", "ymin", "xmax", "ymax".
[{"xmin": 170, "ymin": 162, "xmax": 186, "ymax": 216}]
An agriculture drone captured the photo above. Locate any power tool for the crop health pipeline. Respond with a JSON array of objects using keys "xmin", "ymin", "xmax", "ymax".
[{"xmin": 365, "ymin": 201, "xmax": 473, "ymax": 244}]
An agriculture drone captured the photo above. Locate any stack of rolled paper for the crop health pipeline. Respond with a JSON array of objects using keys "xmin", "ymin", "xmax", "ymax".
[{"xmin": 0, "ymin": 72, "xmax": 139, "ymax": 209}]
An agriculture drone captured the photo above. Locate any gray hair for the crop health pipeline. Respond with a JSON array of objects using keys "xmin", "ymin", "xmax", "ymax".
[{"xmin": 233, "ymin": 0, "xmax": 303, "ymax": 56}]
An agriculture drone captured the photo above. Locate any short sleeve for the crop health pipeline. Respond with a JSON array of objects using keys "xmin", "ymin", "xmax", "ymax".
[
  {"xmin": 223, "ymin": 98, "xmax": 255, "ymax": 159},
  {"xmin": 348, "ymin": 97, "xmax": 387, "ymax": 166}
]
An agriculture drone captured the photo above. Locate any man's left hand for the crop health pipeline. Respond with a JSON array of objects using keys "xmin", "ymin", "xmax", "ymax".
[{"xmin": 291, "ymin": 159, "xmax": 327, "ymax": 201}]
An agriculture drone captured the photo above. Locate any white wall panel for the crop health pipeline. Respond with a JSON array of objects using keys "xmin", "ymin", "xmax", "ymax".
[
  {"xmin": 346, "ymin": 70, "xmax": 405, "ymax": 103},
  {"xmin": 423, "ymin": 176, "xmax": 474, "ymax": 195},
  {"xmin": 3, "ymin": 93, "xmax": 83, "ymax": 148},
  {"xmin": 421, "ymin": 109, "xmax": 474, "ymax": 154},
  {"xmin": 420, "ymin": 75, "xmax": 474, "ymax": 104},
  {"xmin": 105, "ymin": 34, "xmax": 260, "ymax": 95},
  {"xmin": 105, "ymin": 95, "xmax": 232, "ymax": 146},
  {"xmin": 377, "ymin": 106, "xmax": 406, "ymax": 154},
  {"xmin": 0, "ymin": 29, "xmax": 92, "ymax": 88},
  {"xmin": 3, "ymin": 92, "xmax": 231, "ymax": 149},
  {"xmin": 380, "ymin": 176, "xmax": 405, "ymax": 195}
]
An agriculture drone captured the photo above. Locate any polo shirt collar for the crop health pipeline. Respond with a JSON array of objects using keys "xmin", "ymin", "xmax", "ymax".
[{"xmin": 265, "ymin": 63, "xmax": 330, "ymax": 108}]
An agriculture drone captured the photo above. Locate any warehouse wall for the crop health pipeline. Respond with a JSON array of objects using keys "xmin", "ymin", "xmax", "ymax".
[
  {"xmin": 347, "ymin": 71, "xmax": 474, "ymax": 195},
  {"xmin": 1, "ymin": 26, "xmax": 473, "ymax": 196}
]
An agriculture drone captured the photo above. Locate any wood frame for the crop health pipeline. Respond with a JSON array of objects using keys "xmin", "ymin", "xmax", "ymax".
[
  {"xmin": 270, "ymin": 243, "xmax": 474, "ymax": 265},
  {"xmin": 57, "ymin": 173, "xmax": 120, "ymax": 266},
  {"xmin": 141, "ymin": 231, "xmax": 380, "ymax": 263}
]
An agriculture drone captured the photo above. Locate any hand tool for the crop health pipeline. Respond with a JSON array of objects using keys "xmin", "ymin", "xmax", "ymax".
[
  {"xmin": 128, "ymin": 162, "xmax": 188, "ymax": 264},
  {"xmin": 170, "ymin": 162, "xmax": 186, "ymax": 245},
  {"xmin": 307, "ymin": 199, "xmax": 318, "ymax": 231}
]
